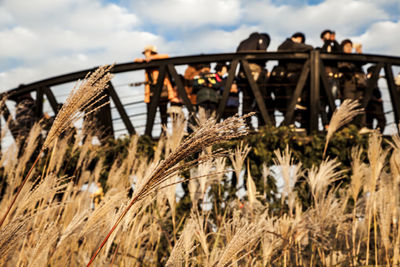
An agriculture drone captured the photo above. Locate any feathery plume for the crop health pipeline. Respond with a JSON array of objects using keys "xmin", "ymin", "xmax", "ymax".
[
  {"xmin": 274, "ymin": 145, "xmax": 302, "ymax": 215},
  {"xmin": 43, "ymin": 65, "xmax": 114, "ymax": 149},
  {"xmin": 87, "ymin": 114, "xmax": 252, "ymax": 266},
  {"xmin": 323, "ymin": 99, "xmax": 364, "ymax": 159},
  {"xmin": 0, "ymin": 65, "xmax": 114, "ymax": 229},
  {"xmin": 216, "ymin": 220, "xmax": 264, "ymax": 267},
  {"xmin": 246, "ymin": 160, "xmax": 258, "ymax": 206},
  {"xmin": 166, "ymin": 219, "xmax": 196, "ymax": 267},
  {"xmin": 307, "ymin": 158, "xmax": 344, "ymax": 203}
]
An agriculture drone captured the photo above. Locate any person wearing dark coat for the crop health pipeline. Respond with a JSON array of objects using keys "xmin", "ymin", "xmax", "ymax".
[
  {"xmin": 338, "ymin": 39, "xmax": 366, "ymax": 128},
  {"xmin": 365, "ymin": 65, "xmax": 386, "ymax": 132},
  {"xmin": 274, "ymin": 32, "xmax": 313, "ymax": 129},
  {"xmin": 236, "ymin": 32, "xmax": 272, "ymax": 128},
  {"xmin": 320, "ymin": 30, "xmax": 340, "ymax": 53},
  {"xmin": 338, "ymin": 39, "xmax": 365, "ymax": 100},
  {"xmin": 318, "ymin": 30, "xmax": 341, "ymax": 128},
  {"xmin": 214, "ymin": 63, "xmax": 240, "ymax": 120},
  {"xmin": 192, "ymin": 64, "xmax": 223, "ymax": 119}
]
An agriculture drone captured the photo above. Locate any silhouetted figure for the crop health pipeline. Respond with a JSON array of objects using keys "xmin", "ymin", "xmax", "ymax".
[
  {"xmin": 319, "ymin": 29, "xmax": 341, "ymax": 128},
  {"xmin": 236, "ymin": 32, "xmax": 272, "ymax": 127},
  {"xmin": 366, "ymin": 65, "xmax": 386, "ymax": 132},
  {"xmin": 320, "ymin": 29, "xmax": 340, "ymax": 53},
  {"xmin": 338, "ymin": 39, "xmax": 366, "ymax": 128},
  {"xmin": 276, "ymin": 32, "xmax": 313, "ymax": 129}
]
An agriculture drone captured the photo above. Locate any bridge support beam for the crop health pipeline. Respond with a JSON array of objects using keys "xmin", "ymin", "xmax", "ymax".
[{"xmin": 384, "ymin": 64, "xmax": 400, "ymax": 131}]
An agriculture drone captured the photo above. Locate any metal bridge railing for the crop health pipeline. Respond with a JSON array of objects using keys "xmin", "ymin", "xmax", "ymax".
[{"xmin": 1, "ymin": 50, "xmax": 399, "ymax": 144}]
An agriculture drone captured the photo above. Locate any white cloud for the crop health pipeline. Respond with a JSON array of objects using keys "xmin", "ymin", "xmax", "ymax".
[
  {"xmin": 0, "ymin": 0, "xmax": 158, "ymax": 89},
  {"xmin": 242, "ymin": 0, "xmax": 389, "ymax": 45},
  {"xmin": 355, "ymin": 20, "xmax": 400, "ymax": 55},
  {"xmin": 130, "ymin": 0, "xmax": 241, "ymax": 28},
  {"xmin": 1, "ymin": 0, "xmax": 400, "ymax": 93}
]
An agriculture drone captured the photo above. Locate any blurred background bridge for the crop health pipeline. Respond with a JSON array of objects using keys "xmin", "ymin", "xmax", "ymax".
[{"xmin": 1, "ymin": 50, "xmax": 400, "ymax": 149}]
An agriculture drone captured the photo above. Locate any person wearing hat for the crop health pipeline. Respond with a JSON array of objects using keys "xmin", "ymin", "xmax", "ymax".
[
  {"xmin": 134, "ymin": 45, "xmax": 174, "ymax": 130},
  {"xmin": 320, "ymin": 29, "xmax": 340, "ymax": 53}
]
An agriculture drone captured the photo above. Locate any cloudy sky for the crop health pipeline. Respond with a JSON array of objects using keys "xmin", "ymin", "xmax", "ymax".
[{"xmin": 1, "ymin": 0, "xmax": 400, "ymax": 92}]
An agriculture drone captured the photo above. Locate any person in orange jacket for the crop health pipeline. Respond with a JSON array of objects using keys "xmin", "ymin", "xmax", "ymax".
[{"xmin": 135, "ymin": 45, "xmax": 174, "ymax": 129}]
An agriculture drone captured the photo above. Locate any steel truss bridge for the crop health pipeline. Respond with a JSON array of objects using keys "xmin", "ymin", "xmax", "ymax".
[{"xmin": 1, "ymin": 50, "xmax": 400, "ymax": 142}]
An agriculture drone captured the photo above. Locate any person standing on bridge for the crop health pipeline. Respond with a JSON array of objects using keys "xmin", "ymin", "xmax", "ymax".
[
  {"xmin": 215, "ymin": 62, "xmax": 240, "ymax": 120},
  {"xmin": 193, "ymin": 64, "xmax": 223, "ymax": 119},
  {"xmin": 276, "ymin": 32, "xmax": 313, "ymax": 130},
  {"xmin": 236, "ymin": 32, "xmax": 272, "ymax": 128},
  {"xmin": 134, "ymin": 45, "xmax": 174, "ymax": 131},
  {"xmin": 365, "ymin": 65, "xmax": 386, "ymax": 132},
  {"xmin": 338, "ymin": 39, "xmax": 367, "ymax": 129}
]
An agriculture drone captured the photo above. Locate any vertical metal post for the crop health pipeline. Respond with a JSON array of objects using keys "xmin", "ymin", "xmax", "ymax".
[
  {"xmin": 384, "ymin": 64, "xmax": 400, "ymax": 132},
  {"xmin": 318, "ymin": 59, "xmax": 336, "ymax": 113},
  {"xmin": 36, "ymin": 87, "xmax": 44, "ymax": 119},
  {"xmin": 310, "ymin": 50, "xmax": 320, "ymax": 132}
]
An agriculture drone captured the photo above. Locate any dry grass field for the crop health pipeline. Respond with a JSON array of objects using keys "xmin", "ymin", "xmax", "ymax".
[{"xmin": 0, "ymin": 67, "xmax": 399, "ymax": 266}]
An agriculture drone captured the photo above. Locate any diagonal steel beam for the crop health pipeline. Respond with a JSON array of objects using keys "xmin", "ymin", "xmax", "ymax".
[
  {"xmin": 107, "ymin": 81, "xmax": 136, "ymax": 135},
  {"xmin": 281, "ymin": 60, "xmax": 310, "ymax": 126},
  {"xmin": 216, "ymin": 59, "xmax": 239, "ymax": 121},
  {"xmin": 145, "ymin": 65, "xmax": 166, "ymax": 136},
  {"xmin": 384, "ymin": 64, "xmax": 400, "ymax": 131},
  {"xmin": 241, "ymin": 59, "xmax": 272, "ymax": 125}
]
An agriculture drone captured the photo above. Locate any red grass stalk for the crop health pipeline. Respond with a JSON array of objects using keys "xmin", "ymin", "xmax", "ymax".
[
  {"xmin": 87, "ymin": 195, "xmax": 139, "ymax": 267},
  {"xmin": 109, "ymin": 241, "xmax": 120, "ymax": 266}
]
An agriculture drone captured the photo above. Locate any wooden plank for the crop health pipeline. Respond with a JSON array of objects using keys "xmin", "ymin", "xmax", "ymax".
[
  {"xmin": 241, "ymin": 59, "xmax": 272, "ymax": 125},
  {"xmin": 216, "ymin": 59, "xmax": 239, "ymax": 121},
  {"xmin": 107, "ymin": 81, "xmax": 136, "ymax": 135},
  {"xmin": 281, "ymin": 60, "xmax": 310, "ymax": 125}
]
